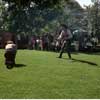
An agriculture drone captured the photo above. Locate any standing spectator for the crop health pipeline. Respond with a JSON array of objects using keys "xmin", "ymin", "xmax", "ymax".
[
  {"xmin": 36, "ymin": 37, "xmax": 40, "ymax": 50},
  {"xmin": 32, "ymin": 36, "xmax": 36, "ymax": 49},
  {"xmin": 39, "ymin": 36, "xmax": 44, "ymax": 50}
]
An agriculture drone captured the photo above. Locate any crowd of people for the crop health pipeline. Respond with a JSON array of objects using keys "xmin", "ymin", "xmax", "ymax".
[
  {"xmin": 28, "ymin": 34, "xmax": 54, "ymax": 51},
  {"xmin": 17, "ymin": 32, "xmax": 70, "ymax": 52}
]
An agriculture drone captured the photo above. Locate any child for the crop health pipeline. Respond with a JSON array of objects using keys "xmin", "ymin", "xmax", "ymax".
[{"xmin": 4, "ymin": 41, "xmax": 17, "ymax": 68}]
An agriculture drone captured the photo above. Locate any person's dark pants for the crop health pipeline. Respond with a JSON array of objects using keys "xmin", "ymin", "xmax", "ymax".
[
  {"xmin": 4, "ymin": 51, "xmax": 16, "ymax": 65},
  {"xmin": 59, "ymin": 40, "xmax": 72, "ymax": 59}
]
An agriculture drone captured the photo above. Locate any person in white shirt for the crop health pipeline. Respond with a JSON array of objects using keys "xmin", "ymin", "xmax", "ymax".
[{"xmin": 4, "ymin": 41, "xmax": 17, "ymax": 66}]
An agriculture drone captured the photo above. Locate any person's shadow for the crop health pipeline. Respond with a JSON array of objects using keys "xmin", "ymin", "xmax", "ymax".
[
  {"xmin": 14, "ymin": 64, "xmax": 26, "ymax": 68},
  {"xmin": 71, "ymin": 58, "xmax": 98, "ymax": 66},
  {"xmin": 60, "ymin": 57, "xmax": 99, "ymax": 67}
]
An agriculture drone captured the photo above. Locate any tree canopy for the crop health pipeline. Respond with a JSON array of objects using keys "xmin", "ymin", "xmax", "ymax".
[
  {"xmin": 2, "ymin": 0, "xmax": 64, "ymax": 8},
  {"xmin": 0, "ymin": 0, "xmax": 84, "ymax": 35}
]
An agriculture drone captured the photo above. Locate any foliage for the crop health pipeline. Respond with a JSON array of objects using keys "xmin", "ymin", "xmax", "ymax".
[
  {"xmin": 84, "ymin": 0, "xmax": 100, "ymax": 41},
  {"xmin": 2, "ymin": 0, "xmax": 62, "ymax": 8},
  {"xmin": 0, "ymin": 0, "xmax": 84, "ymax": 35},
  {"xmin": 0, "ymin": 0, "xmax": 62, "ymax": 34}
]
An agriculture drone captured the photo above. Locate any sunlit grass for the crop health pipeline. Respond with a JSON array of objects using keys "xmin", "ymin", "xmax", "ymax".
[{"xmin": 0, "ymin": 49, "xmax": 100, "ymax": 99}]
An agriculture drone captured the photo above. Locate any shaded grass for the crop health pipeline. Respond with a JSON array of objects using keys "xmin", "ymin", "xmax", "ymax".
[{"xmin": 0, "ymin": 49, "xmax": 100, "ymax": 98}]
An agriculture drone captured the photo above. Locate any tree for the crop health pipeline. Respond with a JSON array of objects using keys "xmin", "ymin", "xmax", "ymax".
[
  {"xmin": 0, "ymin": 0, "xmax": 83, "ymax": 35},
  {"xmin": 2, "ymin": 0, "xmax": 62, "ymax": 9},
  {"xmin": 91, "ymin": 0, "xmax": 100, "ymax": 36}
]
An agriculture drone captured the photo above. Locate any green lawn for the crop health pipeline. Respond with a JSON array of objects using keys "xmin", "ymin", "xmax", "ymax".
[{"xmin": 0, "ymin": 49, "xmax": 100, "ymax": 99}]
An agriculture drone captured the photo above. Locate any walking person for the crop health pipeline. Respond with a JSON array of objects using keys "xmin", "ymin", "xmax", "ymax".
[{"xmin": 58, "ymin": 24, "xmax": 73, "ymax": 59}]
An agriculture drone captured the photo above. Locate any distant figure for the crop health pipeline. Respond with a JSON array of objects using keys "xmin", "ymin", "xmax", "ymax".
[
  {"xmin": 39, "ymin": 36, "xmax": 44, "ymax": 50},
  {"xmin": 58, "ymin": 24, "xmax": 73, "ymax": 59},
  {"xmin": 31, "ymin": 36, "xmax": 36, "ymax": 49},
  {"xmin": 4, "ymin": 41, "xmax": 17, "ymax": 69}
]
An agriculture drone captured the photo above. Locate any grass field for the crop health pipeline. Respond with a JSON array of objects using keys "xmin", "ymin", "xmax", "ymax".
[{"xmin": 0, "ymin": 49, "xmax": 100, "ymax": 99}]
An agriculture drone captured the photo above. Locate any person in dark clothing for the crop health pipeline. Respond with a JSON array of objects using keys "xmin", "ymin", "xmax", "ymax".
[
  {"xmin": 4, "ymin": 41, "xmax": 17, "ymax": 68},
  {"xmin": 58, "ymin": 24, "xmax": 73, "ymax": 59}
]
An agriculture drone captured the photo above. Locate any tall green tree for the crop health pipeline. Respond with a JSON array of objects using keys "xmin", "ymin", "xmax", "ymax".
[
  {"xmin": 91, "ymin": 0, "xmax": 100, "ymax": 36},
  {"xmin": 0, "ymin": 0, "xmax": 83, "ymax": 35}
]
